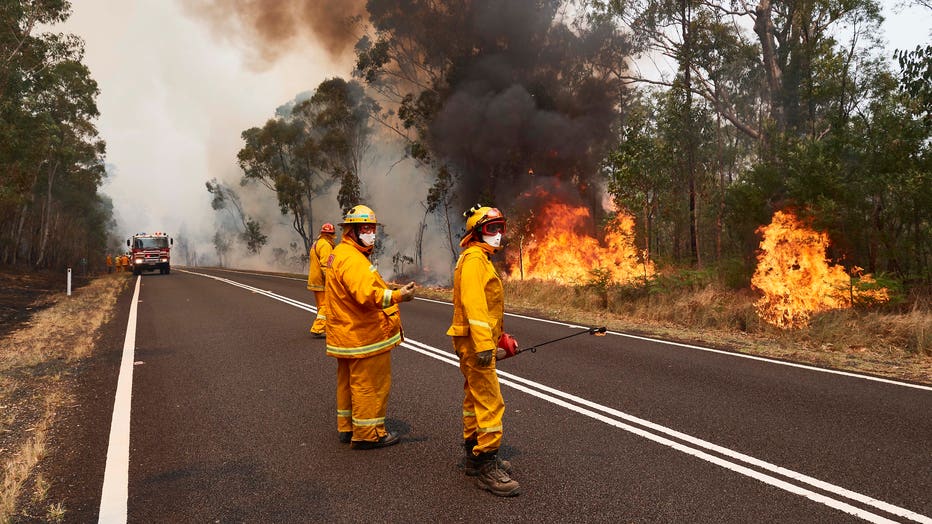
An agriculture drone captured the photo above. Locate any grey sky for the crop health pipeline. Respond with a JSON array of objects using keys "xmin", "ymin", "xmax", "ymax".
[{"xmin": 58, "ymin": 1, "xmax": 930, "ymax": 265}]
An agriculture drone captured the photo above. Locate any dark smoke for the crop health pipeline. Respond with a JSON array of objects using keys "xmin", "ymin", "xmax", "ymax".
[
  {"xmin": 181, "ymin": 0, "xmax": 367, "ymax": 63},
  {"xmin": 365, "ymin": 0, "xmax": 629, "ymax": 223}
]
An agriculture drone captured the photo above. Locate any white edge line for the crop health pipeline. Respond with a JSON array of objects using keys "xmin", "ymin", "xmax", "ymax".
[
  {"xmin": 182, "ymin": 269, "xmax": 932, "ymax": 523},
  {"xmin": 98, "ymin": 276, "xmax": 140, "ymax": 524}
]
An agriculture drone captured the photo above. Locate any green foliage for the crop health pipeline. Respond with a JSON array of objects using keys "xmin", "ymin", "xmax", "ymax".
[
  {"xmin": 894, "ymin": 44, "xmax": 932, "ymax": 125},
  {"xmin": 0, "ymin": 0, "xmax": 112, "ymax": 269},
  {"xmin": 241, "ymin": 218, "xmax": 268, "ymax": 255}
]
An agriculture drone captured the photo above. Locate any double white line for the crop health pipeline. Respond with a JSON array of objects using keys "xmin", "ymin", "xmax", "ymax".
[{"xmin": 175, "ymin": 269, "xmax": 930, "ymax": 523}]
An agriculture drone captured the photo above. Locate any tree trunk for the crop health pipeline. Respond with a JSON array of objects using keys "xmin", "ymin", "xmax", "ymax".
[
  {"xmin": 35, "ymin": 160, "xmax": 59, "ymax": 267},
  {"xmin": 682, "ymin": 0, "xmax": 700, "ymax": 267}
]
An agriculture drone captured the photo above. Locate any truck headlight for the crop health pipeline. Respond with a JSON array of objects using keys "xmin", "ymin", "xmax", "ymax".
[
  {"xmin": 134, "ymin": 258, "xmax": 143, "ymax": 264},
  {"xmin": 160, "ymin": 257, "xmax": 168, "ymax": 262}
]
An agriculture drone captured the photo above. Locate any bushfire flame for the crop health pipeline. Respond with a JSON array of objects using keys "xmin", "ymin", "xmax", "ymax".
[
  {"xmin": 508, "ymin": 201, "xmax": 654, "ymax": 285},
  {"xmin": 751, "ymin": 210, "xmax": 889, "ymax": 328}
]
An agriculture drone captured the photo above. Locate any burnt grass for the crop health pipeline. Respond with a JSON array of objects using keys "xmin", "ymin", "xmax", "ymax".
[{"xmin": 0, "ymin": 266, "xmax": 93, "ymax": 338}]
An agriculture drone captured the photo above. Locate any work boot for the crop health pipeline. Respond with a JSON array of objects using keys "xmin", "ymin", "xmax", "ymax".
[
  {"xmin": 462, "ymin": 439, "xmax": 512, "ymax": 476},
  {"xmin": 350, "ymin": 432, "xmax": 400, "ymax": 450},
  {"xmin": 338, "ymin": 431, "xmax": 352, "ymax": 444},
  {"xmin": 474, "ymin": 452, "xmax": 520, "ymax": 497}
]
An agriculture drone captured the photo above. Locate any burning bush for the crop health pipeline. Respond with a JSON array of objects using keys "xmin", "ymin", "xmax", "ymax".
[{"xmin": 751, "ymin": 210, "xmax": 890, "ymax": 328}]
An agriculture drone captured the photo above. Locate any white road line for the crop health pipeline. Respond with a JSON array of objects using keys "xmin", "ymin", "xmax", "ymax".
[
  {"xmin": 98, "ymin": 276, "xmax": 140, "ymax": 524},
  {"xmin": 195, "ymin": 272, "xmax": 931, "ymax": 391},
  {"xmin": 181, "ymin": 269, "xmax": 931, "ymax": 523},
  {"xmin": 417, "ymin": 298, "xmax": 932, "ymax": 391},
  {"xmin": 404, "ymin": 338, "xmax": 930, "ymax": 524}
]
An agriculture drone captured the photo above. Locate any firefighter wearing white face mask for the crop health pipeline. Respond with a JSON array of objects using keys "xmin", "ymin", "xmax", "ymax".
[
  {"xmin": 446, "ymin": 204, "xmax": 520, "ymax": 497},
  {"xmin": 325, "ymin": 205, "xmax": 416, "ymax": 449}
]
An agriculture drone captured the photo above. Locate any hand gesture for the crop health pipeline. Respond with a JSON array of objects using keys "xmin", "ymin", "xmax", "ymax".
[{"xmin": 398, "ymin": 281, "xmax": 416, "ymax": 302}]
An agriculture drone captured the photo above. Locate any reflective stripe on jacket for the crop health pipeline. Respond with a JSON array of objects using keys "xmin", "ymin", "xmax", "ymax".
[
  {"xmin": 307, "ymin": 235, "xmax": 334, "ymax": 291},
  {"xmin": 325, "ymin": 235, "xmax": 404, "ymax": 358},
  {"xmin": 446, "ymin": 242, "xmax": 502, "ymax": 354}
]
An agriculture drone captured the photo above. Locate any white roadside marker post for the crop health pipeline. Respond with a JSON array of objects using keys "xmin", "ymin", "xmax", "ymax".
[{"xmin": 67, "ymin": 267, "xmax": 72, "ymax": 296}]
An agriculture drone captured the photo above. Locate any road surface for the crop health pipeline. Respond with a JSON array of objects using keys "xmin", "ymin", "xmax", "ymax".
[{"xmin": 53, "ymin": 268, "xmax": 932, "ymax": 523}]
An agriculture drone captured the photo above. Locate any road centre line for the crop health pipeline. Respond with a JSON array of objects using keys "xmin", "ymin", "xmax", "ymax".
[
  {"xmin": 404, "ymin": 337, "xmax": 928, "ymax": 524},
  {"xmin": 415, "ymin": 297, "xmax": 932, "ymax": 392},
  {"xmin": 181, "ymin": 269, "xmax": 930, "ymax": 524},
  {"xmin": 194, "ymin": 268, "xmax": 930, "ymax": 392},
  {"xmin": 99, "ymin": 275, "xmax": 140, "ymax": 524}
]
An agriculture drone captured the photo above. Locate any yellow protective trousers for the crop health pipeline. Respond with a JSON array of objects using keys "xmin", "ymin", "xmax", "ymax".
[
  {"xmin": 455, "ymin": 337, "xmax": 504, "ymax": 454},
  {"xmin": 336, "ymin": 358, "xmax": 352, "ymax": 432},
  {"xmin": 311, "ymin": 290, "xmax": 327, "ymax": 334},
  {"xmin": 335, "ymin": 351, "xmax": 392, "ymax": 442}
]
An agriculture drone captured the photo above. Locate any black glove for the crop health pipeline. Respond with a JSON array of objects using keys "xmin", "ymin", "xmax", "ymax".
[{"xmin": 475, "ymin": 350, "xmax": 494, "ymax": 367}]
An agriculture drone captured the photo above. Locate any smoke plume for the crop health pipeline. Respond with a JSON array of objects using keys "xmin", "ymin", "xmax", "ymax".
[
  {"xmin": 364, "ymin": 0, "xmax": 629, "ymax": 225},
  {"xmin": 181, "ymin": 0, "xmax": 367, "ymax": 65}
]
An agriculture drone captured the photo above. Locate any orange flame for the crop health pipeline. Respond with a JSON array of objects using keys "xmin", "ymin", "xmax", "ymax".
[
  {"xmin": 751, "ymin": 210, "xmax": 890, "ymax": 328},
  {"xmin": 508, "ymin": 200, "xmax": 654, "ymax": 284}
]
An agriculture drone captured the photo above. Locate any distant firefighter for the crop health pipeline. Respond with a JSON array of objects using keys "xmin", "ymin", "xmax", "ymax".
[
  {"xmin": 307, "ymin": 222, "xmax": 336, "ymax": 339},
  {"xmin": 106, "ymin": 253, "xmax": 113, "ymax": 273}
]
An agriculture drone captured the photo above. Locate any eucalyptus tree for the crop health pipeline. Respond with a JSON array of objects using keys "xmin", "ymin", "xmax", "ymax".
[
  {"xmin": 293, "ymin": 78, "xmax": 377, "ymax": 212},
  {"xmin": 236, "ymin": 78, "xmax": 376, "ymax": 252},
  {"xmin": 0, "ymin": 0, "xmax": 109, "ymax": 268},
  {"xmin": 237, "ymin": 118, "xmax": 317, "ymax": 251},
  {"xmin": 205, "ymin": 178, "xmax": 267, "ymax": 254},
  {"xmin": 589, "ymin": 0, "xmax": 884, "ymax": 149}
]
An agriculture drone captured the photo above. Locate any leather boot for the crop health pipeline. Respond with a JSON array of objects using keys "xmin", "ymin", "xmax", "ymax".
[
  {"xmin": 473, "ymin": 452, "xmax": 520, "ymax": 497},
  {"xmin": 463, "ymin": 439, "xmax": 512, "ymax": 476}
]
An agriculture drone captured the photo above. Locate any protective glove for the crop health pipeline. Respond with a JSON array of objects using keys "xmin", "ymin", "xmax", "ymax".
[
  {"xmin": 475, "ymin": 349, "xmax": 494, "ymax": 367},
  {"xmin": 398, "ymin": 282, "xmax": 416, "ymax": 302},
  {"xmin": 496, "ymin": 333, "xmax": 518, "ymax": 361}
]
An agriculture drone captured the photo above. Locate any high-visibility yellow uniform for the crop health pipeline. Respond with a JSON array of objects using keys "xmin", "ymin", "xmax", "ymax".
[
  {"xmin": 307, "ymin": 234, "xmax": 335, "ymax": 335},
  {"xmin": 447, "ymin": 241, "xmax": 505, "ymax": 454},
  {"xmin": 325, "ymin": 232, "xmax": 406, "ymax": 442}
]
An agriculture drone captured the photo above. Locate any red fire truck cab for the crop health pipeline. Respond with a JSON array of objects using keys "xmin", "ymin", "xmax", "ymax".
[{"xmin": 127, "ymin": 232, "xmax": 173, "ymax": 275}]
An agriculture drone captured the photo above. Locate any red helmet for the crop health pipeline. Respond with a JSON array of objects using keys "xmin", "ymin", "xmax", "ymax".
[{"xmin": 320, "ymin": 223, "xmax": 335, "ymax": 234}]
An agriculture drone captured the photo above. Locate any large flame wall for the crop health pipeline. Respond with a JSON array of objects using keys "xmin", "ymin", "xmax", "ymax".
[{"xmin": 508, "ymin": 201, "xmax": 653, "ymax": 285}]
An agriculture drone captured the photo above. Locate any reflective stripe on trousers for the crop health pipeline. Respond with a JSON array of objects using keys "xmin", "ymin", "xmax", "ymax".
[{"xmin": 338, "ymin": 351, "xmax": 392, "ymax": 442}]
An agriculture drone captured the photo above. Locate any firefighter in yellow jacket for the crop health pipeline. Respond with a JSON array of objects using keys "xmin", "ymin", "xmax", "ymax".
[
  {"xmin": 307, "ymin": 222, "xmax": 336, "ymax": 338},
  {"xmin": 326, "ymin": 205, "xmax": 416, "ymax": 449},
  {"xmin": 447, "ymin": 204, "xmax": 520, "ymax": 496}
]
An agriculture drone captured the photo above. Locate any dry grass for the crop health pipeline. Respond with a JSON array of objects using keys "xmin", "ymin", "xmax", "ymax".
[
  {"xmin": 0, "ymin": 273, "xmax": 129, "ymax": 522},
  {"xmin": 416, "ymin": 277, "xmax": 931, "ymax": 385}
]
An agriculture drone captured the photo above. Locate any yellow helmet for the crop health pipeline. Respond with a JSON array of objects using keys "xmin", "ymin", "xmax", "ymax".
[
  {"xmin": 460, "ymin": 204, "xmax": 506, "ymax": 246},
  {"xmin": 340, "ymin": 205, "xmax": 378, "ymax": 225}
]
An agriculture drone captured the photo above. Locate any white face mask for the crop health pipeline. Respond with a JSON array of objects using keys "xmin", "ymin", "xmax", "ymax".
[
  {"xmin": 482, "ymin": 232, "xmax": 502, "ymax": 248},
  {"xmin": 358, "ymin": 232, "xmax": 376, "ymax": 247}
]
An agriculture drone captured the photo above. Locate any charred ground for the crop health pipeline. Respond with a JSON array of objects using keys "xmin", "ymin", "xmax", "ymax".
[{"xmin": 0, "ymin": 267, "xmax": 92, "ymax": 338}]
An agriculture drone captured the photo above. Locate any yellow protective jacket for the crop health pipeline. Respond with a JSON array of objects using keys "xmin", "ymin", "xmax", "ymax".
[
  {"xmin": 307, "ymin": 235, "xmax": 334, "ymax": 291},
  {"xmin": 446, "ymin": 242, "xmax": 503, "ymax": 355},
  {"xmin": 325, "ymin": 234, "xmax": 405, "ymax": 358}
]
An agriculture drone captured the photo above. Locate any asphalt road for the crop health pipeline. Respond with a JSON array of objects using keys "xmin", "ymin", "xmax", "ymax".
[{"xmin": 72, "ymin": 268, "xmax": 932, "ymax": 523}]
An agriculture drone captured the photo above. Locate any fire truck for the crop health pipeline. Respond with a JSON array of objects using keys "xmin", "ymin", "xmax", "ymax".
[{"xmin": 127, "ymin": 232, "xmax": 173, "ymax": 275}]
